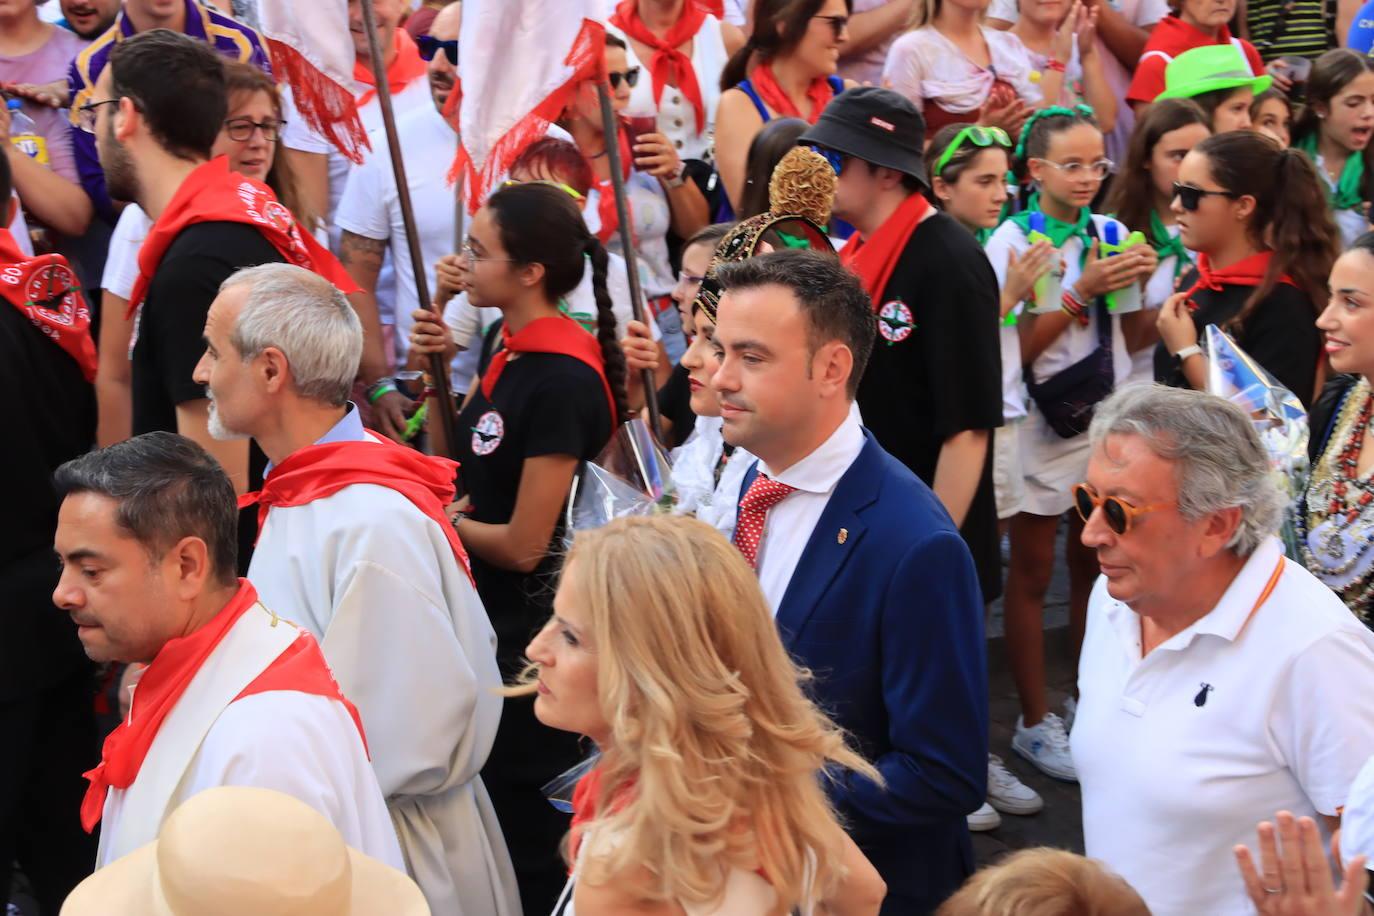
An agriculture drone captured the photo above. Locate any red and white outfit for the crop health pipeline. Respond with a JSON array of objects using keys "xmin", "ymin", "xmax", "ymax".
[
  {"xmin": 1126, "ymin": 15, "xmax": 1264, "ymax": 104},
  {"xmin": 85, "ymin": 581, "xmax": 401, "ymax": 869},
  {"xmin": 242, "ymin": 413, "xmax": 518, "ymax": 916}
]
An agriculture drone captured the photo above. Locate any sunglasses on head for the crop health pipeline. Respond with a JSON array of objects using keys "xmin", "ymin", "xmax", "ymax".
[
  {"xmin": 415, "ymin": 35, "xmax": 457, "ymax": 65},
  {"xmin": 1072, "ymin": 483, "xmax": 1168, "ymax": 535},
  {"xmin": 608, "ymin": 67, "xmax": 641, "ymax": 90},
  {"xmin": 933, "ymin": 125, "xmax": 1012, "ymax": 178},
  {"xmin": 1172, "ymin": 181, "xmax": 1241, "ymax": 212}
]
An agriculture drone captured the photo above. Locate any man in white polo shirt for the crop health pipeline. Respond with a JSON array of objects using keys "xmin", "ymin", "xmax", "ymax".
[{"xmin": 1071, "ymin": 385, "xmax": 1374, "ymax": 916}]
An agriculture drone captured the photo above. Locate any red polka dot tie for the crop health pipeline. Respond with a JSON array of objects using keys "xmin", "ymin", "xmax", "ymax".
[{"xmin": 734, "ymin": 474, "xmax": 797, "ymax": 570}]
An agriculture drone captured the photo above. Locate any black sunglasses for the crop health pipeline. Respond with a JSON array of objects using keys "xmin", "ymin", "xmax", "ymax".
[
  {"xmin": 1172, "ymin": 181, "xmax": 1240, "ymax": 212},
  {"xmin": 608, "ymin": 67, "xmax": 640, "ymax": 90},
  {"xmin": 812, "ymin": 14, "xmax": 849, "ymax": 39},
  {"xmin": 416, "ymin": 34, "xmax": 458, "ymax": 65}
]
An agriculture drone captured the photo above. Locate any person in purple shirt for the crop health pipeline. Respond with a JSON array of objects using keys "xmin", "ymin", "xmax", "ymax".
[{"xmin": 67, "ymin": 0, "xmax": 269, "ymax": 223}]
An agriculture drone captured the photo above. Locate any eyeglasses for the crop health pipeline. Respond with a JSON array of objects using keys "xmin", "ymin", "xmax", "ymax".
[
  {"xmin": 933, "ymin": 125, "xmax": 1012, "ymax": 178},
  {"xmin": 608, "ymin": 67, "xmax": 640, "ymax": 90},
  {"xmin": 224, "ymin": 117, "xmax": 285, "ymax": 143},
  {"xmin": 416, "ymin": 34, "xmax": 458, "ymax": 65},
  {"xmin": 1072, "ymin": 483, "xmax": 1169, "ymax": 535},
  {"xmin": 460, "ymin": 241, "xmax": 518, "ymax": 265},
  {"xmin": 77, "ymin": 98, "xmax": 121, "ymax": 134},
  {"xmin": 1171, "ymin": 181, "xmax": 1241, "ymax": 212},
  {"xmin": 677, "ymin": 269, "xmax": 707, "ymax": 286},
  {"xmin": 812, "ymin": 14, "xmax": 849, "ymax": 39},
  {"xmin": 1033, "ymin": 157, "xmax": 1114, "ymax": 180},
  {"xmin": 502, "ymin": 178, "xmax": 585, "ymax": 202}
]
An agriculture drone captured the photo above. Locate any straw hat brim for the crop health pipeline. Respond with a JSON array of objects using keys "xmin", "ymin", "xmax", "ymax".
[{"xmin": 61, "ymin": 840, "xmax": 430, "ymax": 916}]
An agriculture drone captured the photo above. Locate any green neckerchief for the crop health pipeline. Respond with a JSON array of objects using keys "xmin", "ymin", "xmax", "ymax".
[
  {"xmin": 1297, "ymin": 133, "xmax": 1365, "ymax": 212},
  {"xmin": 973, "ymin": 226, "xmax": 993, "ymax": 246},
  {"xmin": 1149, "ymin": 210, "xmax": 1192, "ymax": 278},
  {"xmin": 1007, "ymin": 193, "xmax": 1093, "ymax": 249}
]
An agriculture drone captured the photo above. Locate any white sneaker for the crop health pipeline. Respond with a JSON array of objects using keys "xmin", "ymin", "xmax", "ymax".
[
  {"xmin": 1012, "ymin": 712, "xmax": 1078, "ymax": 782},
  {"xmin": 967, "ymin": 801, "xmax": 1001, "ymax": 832},
  {"xmin": 987, "ymin": 754, "xmax": 1044, "ymax": 815},
  {"xmin": 1063, "ymin": 696, "xmax": 1078, "ymax": 733}
]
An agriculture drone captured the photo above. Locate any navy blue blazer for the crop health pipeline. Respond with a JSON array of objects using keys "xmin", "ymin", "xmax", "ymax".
[{"xmin": 743, "ymin": 430, "xmax": 989, "ymax": 912}]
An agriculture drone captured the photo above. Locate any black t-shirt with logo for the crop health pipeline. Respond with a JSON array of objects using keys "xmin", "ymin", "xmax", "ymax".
[
  {"xmin": 458, "ymin": 321, "xmax": 614, "ymax": 670},
  {"xmin": 855, "ymin": 211, "xmax": 1004, "ymax": 603}
]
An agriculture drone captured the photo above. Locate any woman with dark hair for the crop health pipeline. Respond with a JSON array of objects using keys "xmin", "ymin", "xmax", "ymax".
[
  {"xmin": 1155, "ymin": 130, "xmax": 1337, "ymax": 407},
  {"xmin": 1104, "ymin": 97, "xmax": 1210, "ymax": 382},
  {"xmin": 1251, "ymin": 87, "xmax": 1293, "ymax": 147},
  {"xmin": 1293, "ymin": 49, "xmax": 1374, "ymax": 250},
  {"xmin": 714, "ymin": 0, "xmax": 855, "ymax": 211},
  {"xmin": 412, "ymin": 182, "xmax": 629, "ymax": 912},
  {"xmin": 737, "ymin": 116, "xmax": 809, "ymax": 218}
]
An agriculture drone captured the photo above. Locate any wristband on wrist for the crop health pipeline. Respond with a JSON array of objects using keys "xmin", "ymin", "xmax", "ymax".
[
  {"xmin": 1045, "ymin": 58, "xmax": 1067, "ymax": 73},
  {"xmin": 1172, "ymin": 344, "xmax": 1203, "ymax": 361},
  {"xmin": 662, "ymin": 168, "xmax": 686, "ymax": 189},
  {"xmin": 365, "ymin": 377, "xmax": 398, "ymax": 404}
]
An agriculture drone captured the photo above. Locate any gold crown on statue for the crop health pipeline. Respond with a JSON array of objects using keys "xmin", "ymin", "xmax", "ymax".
[{"xmin": 694, "ymin": 147, "xmax": 838, "ymax": 324}]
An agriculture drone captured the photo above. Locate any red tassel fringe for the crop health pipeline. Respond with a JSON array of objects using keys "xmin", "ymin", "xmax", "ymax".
[{"xmin": 268, "ymin": 39, "xmax": 370, "ymax": 166}]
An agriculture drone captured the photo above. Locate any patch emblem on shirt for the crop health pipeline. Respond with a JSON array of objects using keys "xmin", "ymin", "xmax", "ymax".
[
  {"xmin": 876, "ymin": 299, "xmax": 914, "ymax": 344},
  {"xmin": 471, "ymin": 409, "xmax": 504, "ymax": 456}
]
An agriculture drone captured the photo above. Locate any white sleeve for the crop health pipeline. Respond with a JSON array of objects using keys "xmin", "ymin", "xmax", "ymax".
[
  {"xmin": 881, "ymin": 34, "xmax": 925, "ymax": 107},
  {"xmin": 722, "ymin": 0, "xmax": 747, "ymax": 26},
  {"xmin": 102, "ymin": 205, "xmax": 152, "ymax": 298},
  {"xmin": 8, "ymin": 194, "xmax": 30, "ymax": 257},
  {"xmin": 443, "ymin": 292, "xmax": 481, "ymax": 349},
  {"xmin": 1133, "ymin": 0, "xmax": 1170, "ymax": 27},
  {"xmin": 983, "ymin": 221, "xmax": 1030, "ymax": 292},
  {"xmin": 1271, "ymin": 628, "xmax": 1374, "ymax": 815},
  {"xmin": 989, "ymin": 0, "xmax": 1019, "ymax": 22},
  {"xmin": 280, "ymin": 86, "xmax": 333, "ymax": 154},
  {"xmin": 334, "ymin": 152, "xmax": 391, "ymax": 242},
  {"xmin": 604, "ymin": 250, "xmax": 660, "ymax": 341}
]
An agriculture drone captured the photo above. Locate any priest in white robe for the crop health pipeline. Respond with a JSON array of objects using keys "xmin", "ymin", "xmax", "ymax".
[
  {"xmin": 194, "ymin": 263, "xmax": 519, "ymax": 916},
  {"xmin": 51, "ymin": 433, "xmax": 402, "ymax": 870}
]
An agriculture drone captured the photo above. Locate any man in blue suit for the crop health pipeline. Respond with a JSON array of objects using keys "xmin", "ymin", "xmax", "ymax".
[{"xmin": 710, "ymin": 250, "xmax": 989, "ymax": 914}]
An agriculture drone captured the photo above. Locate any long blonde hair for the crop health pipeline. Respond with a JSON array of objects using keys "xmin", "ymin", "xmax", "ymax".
[{"xmin": 514, "ymin": 515, "xmax": 878, "ymax": 910}]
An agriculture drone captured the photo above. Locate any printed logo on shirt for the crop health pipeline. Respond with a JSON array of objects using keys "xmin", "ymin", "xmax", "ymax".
[
  {"xmin": 876, "ymin": 299, "xmax": 914, "ymax": 345},
  {"xmin": 471, "ymin": 409, "xmax": 505, "ymax": 456},
  {"xmin": 4, "ymin": 259, "xmax": 86, "ymax": 332}
]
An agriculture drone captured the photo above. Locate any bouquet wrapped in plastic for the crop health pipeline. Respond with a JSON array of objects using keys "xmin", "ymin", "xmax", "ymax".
[
  {"xmin": 1203, "ymin": 324, "xmax": 1309, "ymax": 555},
  {"xmin": 564, "ymin": 418, "xmax": 676, "ymax": 544}
]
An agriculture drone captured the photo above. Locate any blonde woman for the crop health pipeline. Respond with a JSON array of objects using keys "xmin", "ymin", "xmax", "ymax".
[
  {"xmin": 936, "ymin": 848, "xmax": 1150, "ymax": 915},
  {"xmin": 513, "ymin": 515, "xmax": 887, "ymax": 915}
]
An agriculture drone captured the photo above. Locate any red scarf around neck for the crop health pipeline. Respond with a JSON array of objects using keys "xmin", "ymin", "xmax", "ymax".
[
  {"xmin": 481, "ymin": 315, "xmax": 617, "ymax": 422},
  {"xmin": 1181, "ymin": 250, "xmax": 1295, "ymax": 304},
  {"xmin": 840, "ymin": 192, "xmax": 932, "ymax": 307},
  {"xmin": 748, "ymin": 62, "xmax": 835, "ymax": 124},
  {"xmin": 610, "ymin": 0, "xmax": 710, "ymax": 134},
  {"xmin": 354, "ymin": 28, "xmax": 428, "ymax": 106},
  {"xmin": 126, "ymin": 157, "xmax": 359, "ymax": 320},
  {"xmin": 238, "ymin": 436, "xmax": 473, "ymax": 583},
  {"xmin": 81, "ymin": 580, "xmax": 261, "ymax": 832},
  {"xmin": 0, "ymin": 229, "xmax": 96, "ymax": 381}
]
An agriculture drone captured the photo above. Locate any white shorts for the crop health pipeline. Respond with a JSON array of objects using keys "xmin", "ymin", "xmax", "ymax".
[
  {"xmin": 992, "ymin": 419, "xmax": 1025, "ymax": 520},
  {"xmin": 1019, "ymin": 403, "xmax": 1092, "ymax": 517}
]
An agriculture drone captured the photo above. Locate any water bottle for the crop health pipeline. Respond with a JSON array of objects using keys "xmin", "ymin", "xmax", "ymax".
[
  {"xmin": 8, "ymin": 98, "xmax": 47, "ymax": 165},
  {"xmin": 1026, "ymin": 212, "xmax": 1064, "ymax": 314}
]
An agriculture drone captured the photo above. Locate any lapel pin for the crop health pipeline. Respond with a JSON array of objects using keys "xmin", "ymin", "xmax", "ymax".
[{"xmin": 837, "ymin": 528, "xmax": 848, "ymax": 545}]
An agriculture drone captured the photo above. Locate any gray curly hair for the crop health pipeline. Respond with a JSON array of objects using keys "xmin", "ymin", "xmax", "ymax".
[{"xmin": 1088, "ymin": 385, "xmax": 1286, "ymax": 556}]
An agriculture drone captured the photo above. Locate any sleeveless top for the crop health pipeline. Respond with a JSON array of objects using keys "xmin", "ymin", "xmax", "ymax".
[{"xmin": 735, "ymin": 75, "xmax": 845, "ymax": 123}]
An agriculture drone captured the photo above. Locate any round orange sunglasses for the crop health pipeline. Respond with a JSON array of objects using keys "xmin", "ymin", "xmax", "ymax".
[{"xmin": 1072, "ymin": 483, "xmax": 1169, "ymax": 535}]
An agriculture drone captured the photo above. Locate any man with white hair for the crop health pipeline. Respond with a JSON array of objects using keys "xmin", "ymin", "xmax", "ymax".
[
  {"xmin": 1071, "ymin": 385, "xmax": 1374, "ymax": 916},
  {"xmin": 191, "ymin": 263, "xmax": 519, "ymax": 916}
]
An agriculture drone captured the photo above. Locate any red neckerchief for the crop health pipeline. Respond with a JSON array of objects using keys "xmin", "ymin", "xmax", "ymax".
[
  {"xmin": 1181, "ymin": 250, "xmax": 1295, "ymax": 307},
  {"xmin": 610, "ymin": 0, "xmax": 710, "ymax": 133},
  {"xmin": 354, "ymin": 29, "xmax": 428, "ymax": 106},
  {"xmin": 125, "ymin": 157, "xmax": 359, "ymax": 320},
  {"xmin": 481, "ymin": 315, "xmax": 616, "ymax": 422},
  {"xmin": 81, "ymin": 580, "xmax": 260, "ymax": 832},
  {"xmin": 0, "ymin": 228, "xmax": 96, "ymax": 381},
  {"xmin": 237, "ymin": 436, "xmax": 473, "ymax": 584},
  {"xmin": 569, "ymin": 765, "xmax": 636, "ymax": 865},
  {"xmin": 595, "ymin": 125, "xmax": 636, "ymax": 245},
  {"xmin": 747, "ymin": 62, "xmax": 835, "ymax": 124},
  {"xmin": 840, "ymin": 192, "xmax": 932, "ymax": 307}
]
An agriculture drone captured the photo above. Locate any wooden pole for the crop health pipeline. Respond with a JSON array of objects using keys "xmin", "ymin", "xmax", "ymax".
[{"xmin": 359, "ymin": 0, "xmax": 461, "ymax": 456}]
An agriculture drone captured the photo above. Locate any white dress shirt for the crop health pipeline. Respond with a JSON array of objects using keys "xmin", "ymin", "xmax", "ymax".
[{"xmin": 754, "ymin": 409, "xmax": 865, "ymax": 613}]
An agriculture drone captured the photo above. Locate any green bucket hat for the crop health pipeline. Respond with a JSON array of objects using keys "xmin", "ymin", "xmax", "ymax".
[{"xmin": 1155, "ymin": 44, "xmax": 1272, "ymax": 101}]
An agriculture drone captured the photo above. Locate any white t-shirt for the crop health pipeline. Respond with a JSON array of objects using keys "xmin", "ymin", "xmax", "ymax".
[
  {"xmin": 335, "ymin": 103, "xmax": 457, "ymax": 366},
  {"xmin": 1309, "ymin": 152, "xmax": 1373, "ymax": 250},
  {"xmin": 883, "ymin": 26, "xmax": 1041, "ymax": 114},
  {"xmin": 1129, "ymin": 223, "xmax": 1192, "ymax": 385},
  {"xmin": 984, "ymin": 213, "xmax": 1131, "ymax": 419},
  {"xmin": 102, "ymin": 203, "xmax": 153, "ymax": 300},
  {"xmin": 839, "ymin": 0, "xmax": 902, "ymax": 86},
  {"xmin": 610, "ymin": 16, "xmax": 729, "ymax": 162},
  {"xmin": 1073, "ymin": 537, "xmax": 1374, "ymax": 916},
  {"xmin": 722, "ymin": 0, "xmax": 747, "ymax": 26}
]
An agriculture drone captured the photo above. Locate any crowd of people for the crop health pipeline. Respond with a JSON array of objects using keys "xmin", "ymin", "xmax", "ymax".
[{"xmin": 14, "ymin": 0, "xmax": 1374, "ymax": 914}]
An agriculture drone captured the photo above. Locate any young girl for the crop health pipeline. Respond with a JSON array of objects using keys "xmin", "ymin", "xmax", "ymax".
[
  {"xmin": 1293, "ymin": 49, "xmax": 1374, "ymax": 250},
  {"xmin": 983, "ymin": 107, "xmax": 1156, "ymax": 786},
  {"xmin": 884, "ymin": 0, "xmax": 1044, "ymax": 141},
  {"xmin": 1010, "ymin": 0, "xmax": 1116, "ymax": 132},
  {"xmin": 1153, "ymin": 44, "xmax": 1271, "ymax": 133},
  {"xmin": 1125, "ymin": 0, "xmax": 1265, "ymax": 109},
  {"xmin": 1251, "ymin": 87, "xmax": 1293, "ymax": 147},
  {"xmin": 414, "ymin": 182, "xmax": 630, "ymax": 912},
  {"xmin": 1156, "ymin": 130, "xmax": 1336, "ymax": 406},
  {"xmin": 1104, "ymin": 98, "xmax": 1210, "ymax": 383}
]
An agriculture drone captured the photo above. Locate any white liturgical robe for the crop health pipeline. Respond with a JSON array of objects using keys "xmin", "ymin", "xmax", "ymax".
[{"xmin": 247, "ymin": 412, "xmax": 518, "ymax": 916}]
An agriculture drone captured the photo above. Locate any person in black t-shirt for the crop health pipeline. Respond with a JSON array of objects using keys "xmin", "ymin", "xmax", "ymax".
[
  {"xmin": 801, "ymin": 89, "xmax": 1005, "ymax": 605},
  {"xmin": 410, "ymin": 182, "xmax": 628, "ymax": 914},
  {"xmin": 1155, "ymin": 130, "xmax": 1335, "ymax": 407},
  {"xmin": 0, "ymin": 150, "xmax": 99, "ymax": 914}
]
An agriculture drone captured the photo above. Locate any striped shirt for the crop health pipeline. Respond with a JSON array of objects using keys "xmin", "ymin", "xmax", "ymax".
[
  {"xmin": 66, "ymin": 0, "xmax": 271, "ymax": 223},
  {"xmin": 1244, "ymin": 0, "xmax": 1334, "ymax": 61}
]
